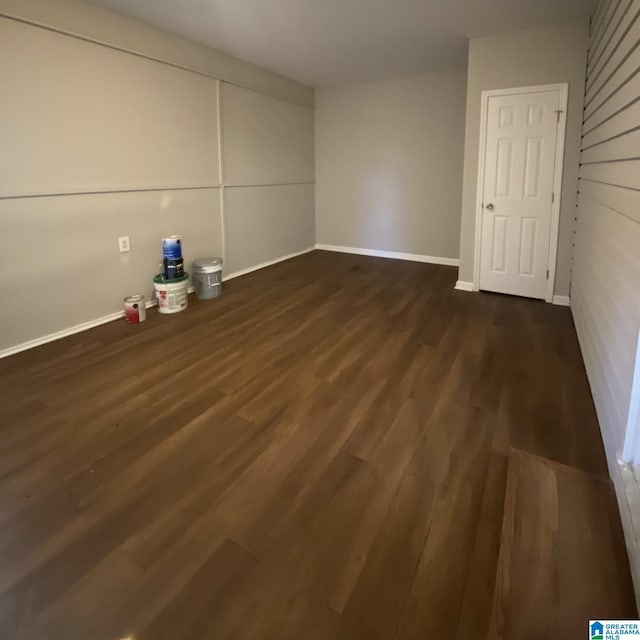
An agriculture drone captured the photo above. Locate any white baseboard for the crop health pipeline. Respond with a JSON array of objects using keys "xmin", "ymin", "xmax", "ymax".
[
  {"xmin": 223, "ymin": 247, "xmax": 315, "ymax": 281},
  {"xmin": 0, "ymin": 310, "xmax": 127, "ymax": 359},
  {"xmin": 0, "ymin": 287, "xmax": 198, "ymax": 360},
  {"xmin": 0, "ymin": 248, "xmax": 317, "ymax": 359},
  {"xmin": 452, "ymin": 284, "xmax": 570, "ymax": 302},
  {"xmin": 315, "ymin": 244, "xmax": 460, "ymax": 267},
  {"xmin": 611, "ymin": 460, "xmax": 640, "ymax": 610},
  {"xmin": 455, "ymin": 280, "xmax": 474, "ymax": 292}
]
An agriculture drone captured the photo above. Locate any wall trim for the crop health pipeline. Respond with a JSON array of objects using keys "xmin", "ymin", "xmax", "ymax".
[
  {"xmin": 225, "ymin": 181, "xmax": 316, "ymax": 189},
  {"xmin": 0, "ymin": 7, "xmax": 314, "ymax": 108},
  {"xmin": 223, "ymin": 247, "xmax": 316, "ymax": 281},
  {"xmin": 0, "ymin": 311, "xmax": 126, "ymax": 360},
  {"xmin": 612, "ymin": 460, "xmax": 640, "ymax": 610},
  {"xmin": 455, "ymin": 280, "xmax": 475, "ymax": 291},
  {"xmin": 453, "ymin": 284, "xmax": 570, "ymax": 301},
  {"xmin": 216, "ymin": 78, "xmax": 227, "ymax": 266},
  {"xmin": 0, "ymin": 247, "xmax": 317, "ymax": 360},
  {"xmin": 0, "ymin": 286, "xmax": 191, "ymax": 359},
  {"xmin": 0, "ymin": 184, "xmax": 221, "ymax": 202},
  {"xmin": 315, "ymin": 244, "xmax": 460, "ymax": 267}
]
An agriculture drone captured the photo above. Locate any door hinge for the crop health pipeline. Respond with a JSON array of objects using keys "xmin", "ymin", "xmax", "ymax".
[
  {"xmin": 552, "ymin": 192, "xmax": 555, "ymax": 203},
  {"xmin": 546, "ymin": 269, "xmax": 550, "ymax": 280},
  {"xmin": 555, "ymin": 109, "xmax": 564, "ymax": 123}
]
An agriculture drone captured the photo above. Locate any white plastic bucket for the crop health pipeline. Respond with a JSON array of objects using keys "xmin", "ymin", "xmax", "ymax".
[{"xmin": 153, "ymin": 273, "xmax": 189, "ymax": 314}]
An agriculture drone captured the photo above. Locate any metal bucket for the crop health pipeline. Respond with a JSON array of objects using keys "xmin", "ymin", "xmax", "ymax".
[{"xmin": 192, "ymin": 257, "xmax": 223, "ymax": 300}]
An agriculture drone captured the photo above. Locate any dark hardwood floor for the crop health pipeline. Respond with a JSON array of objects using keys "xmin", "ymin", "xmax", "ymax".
[{"xmin": 0, "ymin": 250, "xmax": 635, "ymax": 639}]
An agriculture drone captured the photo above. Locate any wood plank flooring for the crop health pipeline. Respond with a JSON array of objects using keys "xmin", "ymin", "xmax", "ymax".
[
  {"xmin": 0, "ymin": 250, "xmax": 635, "ymax": 639},
  {"xmin": 489, "ymin": 451, "xmax": 637, "ymax": 639}
]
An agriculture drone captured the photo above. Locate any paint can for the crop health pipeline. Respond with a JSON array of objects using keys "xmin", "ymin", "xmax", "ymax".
[
  {"xmin": 162, "ymin": 236, "xmax": 182, "ymax": 260},
  {"xmin": 153, "ymin": 273, "xmax": 189, "ymax": 314},
  {"xmin": 192, "ymin": 257, "xmax": 223, "ymax": 300},
  {"xmin": 124, "ymin": 294, "xmax": 146, "ymax": 323},
  {"xmin": 163, "ymin": 257, "xmax": 185, "ymax": 280},
  {"xmin": 162, "ymin": 236, "xmax": 184, "ymax": 280}
]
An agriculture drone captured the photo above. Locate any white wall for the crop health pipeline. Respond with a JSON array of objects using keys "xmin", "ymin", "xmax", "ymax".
[
  {"xmin": 0, "ymin": 190, "xmax": 223, "ymax": 351},
  {"xmin": 0, "ymin": 4, "xmax": 314, "ymax": 356},
  {"xmin": 571, "ymin": 0, "xmax": 640, "ymax": 597},
  {"xmin": 219, "ymin": 83, "xmax": 315, "ymax": 275},
  {"xmin": 457, "ymin": 19, "xmax": 589, "ymax": 295},
  {"xmin": 220, "ymin": 83, "xmax": 315, "ymax": 275},
  {"xmin": 0, "ymin": 19, "xmax": 221, "ymax": 197},
  {"xmin": 225, "ymin": 185, "xmax": 315, "ymax": 275},
  {"xmin": 221, "ymin": 83, "xmax": 315, "ymax": 187},
  {"xmin": 315, "ymin": 68, "xmax": 467, "ymax": 260},
  {"xmin": 0, "ymin": 0, "xmax": 313, "ymax": 107}
]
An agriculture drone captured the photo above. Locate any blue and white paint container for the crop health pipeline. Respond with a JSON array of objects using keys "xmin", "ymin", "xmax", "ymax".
[
  {"xmin": 162, "ymin": 236, "xmax": 182, "ymax": 260},
  {"xmin": 162, "ymin": 236, "xmax": 184, "ymax": 279}
]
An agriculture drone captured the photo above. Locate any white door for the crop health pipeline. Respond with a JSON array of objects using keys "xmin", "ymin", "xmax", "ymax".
[{"xmin": 479, "ymin": 88, "xmax": 563, "ymax": 299}]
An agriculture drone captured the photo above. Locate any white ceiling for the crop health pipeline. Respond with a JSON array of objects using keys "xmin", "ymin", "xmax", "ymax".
[{"xmin": 89, "ymin": 0, "xmax": 595, "ymax": 88}]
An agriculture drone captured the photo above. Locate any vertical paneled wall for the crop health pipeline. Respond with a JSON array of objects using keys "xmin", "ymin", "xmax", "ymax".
[
  {"xmin": 572, "ymin": 0, "xmax": 640, "ymax": 594},
  {"xmin": 572, "ymin": 0, "xmax": 640, "ymax": 468},
  {"xmin": 0, "ymin": 14, "xmax": 314, "ymax": 355}
]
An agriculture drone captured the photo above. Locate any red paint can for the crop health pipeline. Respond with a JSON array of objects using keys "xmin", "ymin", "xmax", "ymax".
[{"xmin": 124, "ymin": 295, "xmax": 146, "ymax": 324}]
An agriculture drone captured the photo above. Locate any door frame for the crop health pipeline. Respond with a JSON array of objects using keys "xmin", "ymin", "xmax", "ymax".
[{"xmin": 472, "ymin": 83, "xmax": 569, "ymax": 303}]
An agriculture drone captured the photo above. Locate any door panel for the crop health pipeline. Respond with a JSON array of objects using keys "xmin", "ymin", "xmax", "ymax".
[
  {"xmin": 495, "ymin": 139, "xmax": 513, "ymax": 197},
  {"xmin": 524, "ymin": 138, "xmax": 543, "ymax": 197},
  {"xmin": 491, "ymin": 216, "xmax": 509, "ymax": 273},
  {"xmin": 519, "ymin": 218, "xmax": 537, "ymax": 275},
  {"xmin": 479, "ymin": 90, "xmax": 561, "ymax": 299}
]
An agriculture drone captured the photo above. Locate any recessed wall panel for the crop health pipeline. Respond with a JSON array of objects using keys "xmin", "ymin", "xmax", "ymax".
[
  {"xmin": 221, "ymin": 83, "xmax": 314, "ymax": 186},
  {"xmin": 0, "ymin": 189, "xmax": 223, "ymax": 351},
  {"xmin": 0, "ymin": 18, "xmax": 220, "ymax": 197},
  {"xmin": 225, "ymin": 184, "xmax": 315, "ymax": 275}
]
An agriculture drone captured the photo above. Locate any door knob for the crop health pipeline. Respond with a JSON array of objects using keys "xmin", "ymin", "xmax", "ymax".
[{"xmin": 486, "ymin": 203, "xmax": 495, "ymax": 211}]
